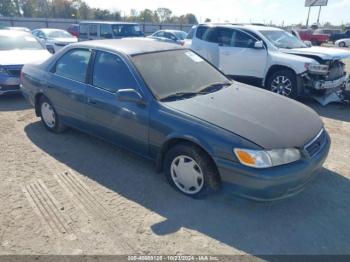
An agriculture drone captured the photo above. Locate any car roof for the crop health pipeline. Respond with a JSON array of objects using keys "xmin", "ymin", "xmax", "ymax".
[
  {"xmin": 72, "ymin": 38, "xmax": 183, "ymax": 56},
  {"xmin": 157, "ymin": 30, "xmax": 186, "ymax": 33},
  {"xmin": 198, "ymin": 23, "xmax": 283, "ymax": 32},
  {"xmin": 0, "ymin": 29, "xmax": 31, "ymax": 37},
  {"xmin": 79, "ymin": 21, "xmax": 138, "ymax": 25}
]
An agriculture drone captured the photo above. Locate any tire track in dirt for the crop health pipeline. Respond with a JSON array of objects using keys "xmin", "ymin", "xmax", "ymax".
[{"xmin": 22, "ymin": 179, "xmax": 74, "ymax": 236}]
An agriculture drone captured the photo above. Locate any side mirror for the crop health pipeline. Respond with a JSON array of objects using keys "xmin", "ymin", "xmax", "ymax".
[
  {"xmin": 304, "ymin": 41, "xmax": 312, "ymax": 47},
  {"xmin": 117, "ymin": 89, "xmax": 145, "ymax": 105},
  {"xmin": 254, "ymin": 41, "xmax": 264, "ymax": 49}
]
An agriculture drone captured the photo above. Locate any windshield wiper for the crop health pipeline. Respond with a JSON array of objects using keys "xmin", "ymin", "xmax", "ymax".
[
  {"xmin": 160, "ymin": 92, "xmax": 200, "ymax": 102},
  {"xmin": 198, "ymin": 81, "xmax": 232, "ymax": 93}
]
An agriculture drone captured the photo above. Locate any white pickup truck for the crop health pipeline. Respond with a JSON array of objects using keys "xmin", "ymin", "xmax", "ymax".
[{"xmin": 190, "ymin": 24, "xmax": 350, "ymax": 105}]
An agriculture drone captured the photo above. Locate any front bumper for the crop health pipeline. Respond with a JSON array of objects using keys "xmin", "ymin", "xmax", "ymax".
[
  {"xmin": 313, "ymin": 75, "xmax": 348, "ymax": 90},
  {"xmin": 216, "ymin": 132, "xmax": 330, "ymax": 201}
]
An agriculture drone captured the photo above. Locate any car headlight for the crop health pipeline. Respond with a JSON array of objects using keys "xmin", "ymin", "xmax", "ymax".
[
  {"xmin": 234, "ymin": 148, "xmax": 301, "ymax": 168},
  {"xmin": 305, "ymin": 63, "xmax": 329, "ymax": 75}
]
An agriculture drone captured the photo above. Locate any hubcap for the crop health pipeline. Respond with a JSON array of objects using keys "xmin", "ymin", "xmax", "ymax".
[
  {"xmin": 170, "ymin": 155, "xmax": 204, "ymax": 195},
  {"xmin": 41, "ymin": 102, "xmax": 56, "ymax": 128},
  {"xmin": 271, "ymin": 76, "xmax": 292, "ymax": 97}
]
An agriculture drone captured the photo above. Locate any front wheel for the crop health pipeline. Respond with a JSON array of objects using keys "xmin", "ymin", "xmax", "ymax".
[
  {"xmin": 267, "ymin": 70, "xmax": 298, "ymax": 99},
  {"xmin": 339, "ymin": 41, "xmax": 346, "ymax": 47},
  {"xmin": 163, "ymin": 143, "xmax": 220, "ymax": 198},
  {"xmin": 39, "ymin": 96, "xmax": 66, "ymax": 133}
]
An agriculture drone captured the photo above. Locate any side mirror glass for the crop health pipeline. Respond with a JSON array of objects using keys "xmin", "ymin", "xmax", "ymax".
[
  {"xmin": 254, "ymin": 41, "xmax": 264, "ymax": 49},
  {"xmin": 117, "ymin": 89, "xmax": 145, "ymax": 105}
]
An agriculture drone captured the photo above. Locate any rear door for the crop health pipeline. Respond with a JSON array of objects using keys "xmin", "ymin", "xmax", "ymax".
[
  {"xmin": 219, "ymin": 29, "xmax": 268, "ymax": 78},
  {"xmin": 85, "ymin": 50, "xmax": 149, "ymax": 155},
  {"xmin": 46, "ymin": 48, "xmax": 92, "ymax": 127}
]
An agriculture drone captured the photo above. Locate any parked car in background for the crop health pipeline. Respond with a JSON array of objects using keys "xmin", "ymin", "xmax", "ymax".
[
  {"xmin": 0, "ymin": 30, "xmax": 51, "ymax": 95},
  {"xmin": 147, "ymin": 30, "xmax": 187, "ymax": 45},
  {"xmin": 79, "ymin": 21, "xmax": 144, "ymax": 41},
  {"xmin": 314, "ymin": 28, "xmax": 341, "ymax": 36},
  {"xmin": 330, "ymin": 29, "xmax": 350, "ymax": 43},
  {"xmin": 335, "ymin": 38, "xmax": 350, "ymax": 47},
  {"xmin": 3, "ymin": 26, "xmax": 31, "ymax": 33},
  {"xmin": 290, "ymin": 29, "xmax": 312, "ymax": 47},
  {"xmin": 32, "ymin": 28, "xmax": 78, "ymax": 54},
  {"xmin": 67, "ymin": 24, "xmax": 79, "ymax": 37},
  {"xmin": 296, "ymin": 29, "xmax": 329, "ymax": 46},
  {"xmin": 21, "ymin": 39, "xmax": 330, "ymax": 200},
  {"xmin": 190, "ymin": 24, "xmax": 350, "ymax": 105}
]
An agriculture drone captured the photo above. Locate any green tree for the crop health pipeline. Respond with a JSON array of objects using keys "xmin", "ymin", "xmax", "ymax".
[
  {"xmin": 156, "ymin": 7, "xmax": 172, "ymax": 23},
  {"xmin": 0, "ymin": 0, "xmax": 18, "ymax": 16},
  {"xmin": 139, "ymin": 8, "xmax": 155, "ymax": 22}
]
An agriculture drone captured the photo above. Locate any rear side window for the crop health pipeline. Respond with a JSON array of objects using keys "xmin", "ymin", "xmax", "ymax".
[
  {"xmin": 55, "ymin": 49, "xmax": 91, "ymax": 82},
  {"xmin": 80, "ymin": 24, "xmax": 88, "ymax": 37},
  {"xmin": 217, "ymin": 27, "xmax": 234, "ymax": 46},
  {"xmin": 100, "ymin": 24, "xmax": 112, "ymax": 38},
  {"xmin": 89, "ymin": 24, "xmax": 98, "ymax": 36},
  {"xmin": 195, "ymin": 26, "xmax": 209, "ymax": 40},
  {"xmin": 92, "ymin": 51, "xmax": 137, "ymax": 93}
]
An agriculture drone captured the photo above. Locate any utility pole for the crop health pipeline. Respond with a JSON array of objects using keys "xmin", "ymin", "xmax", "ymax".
[
  {"xmin": 316, "ymin": 6, "xmax": 322, "ymax": 25},
  {"xmin": 306, "ymin": 6, "xmax": 311, "ymax": 28}
]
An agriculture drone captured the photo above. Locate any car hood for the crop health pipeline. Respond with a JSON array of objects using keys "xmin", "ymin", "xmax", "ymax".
[
  {"xmin": 281, "ymin": 46, "xmax": 350, "ymax": 60},
  {"xmin": 0, "ymin": 49, "xmax": 52, "ymax": 66},
  {"xmin": 163, "ymin": 83, "xmax": 323, "ymax": 149}
]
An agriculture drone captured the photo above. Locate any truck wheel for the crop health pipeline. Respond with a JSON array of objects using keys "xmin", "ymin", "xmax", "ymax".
[{"xmin": 267, "ymin": 70, "xmax": 298, "ymax": 99}]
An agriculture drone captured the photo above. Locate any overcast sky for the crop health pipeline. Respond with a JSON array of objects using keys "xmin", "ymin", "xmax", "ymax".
[{"xmin": 84, "ymin": 0, "xmax": 350, "ymax": 25}]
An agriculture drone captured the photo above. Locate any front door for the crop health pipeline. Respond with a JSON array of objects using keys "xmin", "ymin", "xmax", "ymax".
[
  {"xmin": 219, "ymin": 29, "xmax": 268, "ymax": 79},
  {"xmin": 85, "ymin": 50, "xmax": 149, "ymax": 155}
]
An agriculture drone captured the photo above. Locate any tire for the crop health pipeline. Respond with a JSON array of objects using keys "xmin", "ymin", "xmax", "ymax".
[
  {"xmin": 339, "ymin": 41, "xmax": 346, "ymax": 47},
  {"xmin": 39, "ymin": 96, "xmax": 66, "ymax": 133},
  {"xmin": 163, "ymin": 143, "xmax": 220, "ymax": 198},
  {"xmin": 266, "ymin": 70, "xmax": 298, "ymax": 99}
]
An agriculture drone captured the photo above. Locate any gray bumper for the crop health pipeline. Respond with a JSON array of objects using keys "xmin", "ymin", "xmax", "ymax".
[{"xmin": 215, "ymin": 132, "xmax": 331, "ymax": 201}]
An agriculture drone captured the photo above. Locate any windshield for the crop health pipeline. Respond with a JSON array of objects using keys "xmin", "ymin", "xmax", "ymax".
[
  {"xmin": 260, "ymin": 30, "xmax": 307, "ymax": 49},
  {"xmin": 0, "ymin": 34, "xmax": 44, "ymax": 51},
  {"xmin": 174, "ymin": 31, "xmax": 187, "ymax": 40},
  {"xmin": 112, "ymin": 25, "xmax": 142, "ymax": 37},
  {"xmin": 132, "ymin": 50, "xmax": 230, "ymax": 100},
  {"xmin": 46, "ymin": 30, "xmax": 73, "ymax": 38}
]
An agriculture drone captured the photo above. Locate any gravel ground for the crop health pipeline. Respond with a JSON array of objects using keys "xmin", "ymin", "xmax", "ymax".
[{"xmin": 0, "ymin": 62, "xmax": 349, "ymax": 256}]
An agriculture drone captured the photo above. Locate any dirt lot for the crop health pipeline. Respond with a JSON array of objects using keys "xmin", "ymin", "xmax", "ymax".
[{"xmin": 0, "ymin": 73, "xmax": 350, "ymax": 255}]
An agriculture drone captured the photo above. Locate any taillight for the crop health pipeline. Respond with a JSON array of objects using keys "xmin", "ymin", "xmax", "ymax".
[{"xmin": 20, "ymin": 71, "xmax": 24, "ymax": 83}]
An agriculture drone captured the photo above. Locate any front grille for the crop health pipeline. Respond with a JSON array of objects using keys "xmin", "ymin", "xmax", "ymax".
[{"xmin": 305, "ymin": 129, "xmax": 327, "ymax": 157}]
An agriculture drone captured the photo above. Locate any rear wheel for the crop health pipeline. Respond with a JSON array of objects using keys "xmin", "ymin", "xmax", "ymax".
[
  {"xmin": 163, "ymin": 143, "xmax": 220, "ymax": 198},
  {"xmin": 39, "ymin": 96, "xmax": 66, "ymax": 133},
  {"xmin": 267, "ymin": 70, "xmax": 298, "ymax": 99}
]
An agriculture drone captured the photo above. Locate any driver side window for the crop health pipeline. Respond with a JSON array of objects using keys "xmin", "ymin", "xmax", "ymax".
[{"xmin": 232, "ymin": 30, "xmax": 256, "ymax": 48}]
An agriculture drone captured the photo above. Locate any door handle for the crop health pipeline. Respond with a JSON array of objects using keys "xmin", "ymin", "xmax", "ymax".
[{"xmin": 87, "ymin": 97, "xmax": 97, "ymax": 104}]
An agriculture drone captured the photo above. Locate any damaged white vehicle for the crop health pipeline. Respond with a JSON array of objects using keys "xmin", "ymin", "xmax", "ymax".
[{"xmin": 190, "ymin": 24, "xmax": 350, "ymax": 105}]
